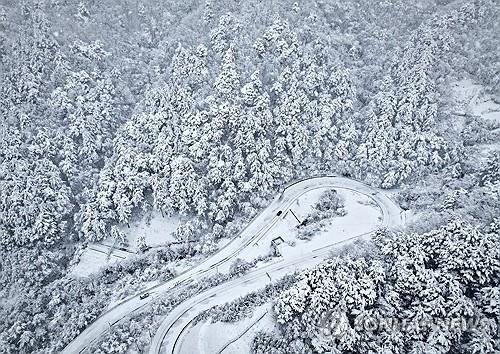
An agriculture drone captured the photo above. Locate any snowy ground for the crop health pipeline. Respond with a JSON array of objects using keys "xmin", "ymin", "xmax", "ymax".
[
  {"xmin": 104, "ymin": 211, "xmax": 180, "ymax": 251},
  {"xmin": 71, "ymin": 212, "xmax": 180, "ymax": 277},
  {"xmin": 450, "ymin": 79, "xmax": 500, "ymax": 162},
  {"xmin": 228, "ymin": 187, "xmax": 382, "ymax": 272},
  {"xmin": 451, "ymin": 79, "xmax": 500, "ymax": 123},
  {"xmin": 184, "ymin": 304, "xmax": 274, "ymax": 354},
  {"xmin": 70, "ymin": 243, "xmax": 132, "ymax": 277}
]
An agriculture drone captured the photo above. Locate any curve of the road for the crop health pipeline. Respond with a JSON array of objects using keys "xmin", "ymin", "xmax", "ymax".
[
  {"xmin": 63, "ymin": 176, "xmax": 403, "ymax": 354},
  {"xmin": 148, "ymin": 177, "xmax": 403, "ymax": 354}
]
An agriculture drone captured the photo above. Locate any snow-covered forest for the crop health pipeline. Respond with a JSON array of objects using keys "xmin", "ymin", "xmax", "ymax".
[{"xmin": 0, "ymin": 0, "xmax": 499, "ymax": 353}]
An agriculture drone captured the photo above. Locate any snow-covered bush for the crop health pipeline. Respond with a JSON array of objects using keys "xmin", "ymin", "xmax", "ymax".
[
  {"xmin": 195, "ymin": 274, "xmax": 297, "ymax": 324},
  {"xmin": 229, "ymin": 258, "xmax": 253, "ymax": 276}
]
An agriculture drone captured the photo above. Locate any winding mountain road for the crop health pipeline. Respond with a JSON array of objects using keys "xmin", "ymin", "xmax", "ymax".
[
  {"xmin": 63, "ymin": 176, "xmax": 403, "ymax": 354},
  {"xmin": 149, "ymin": 177, "xmax": 403, "ymax": 354}
]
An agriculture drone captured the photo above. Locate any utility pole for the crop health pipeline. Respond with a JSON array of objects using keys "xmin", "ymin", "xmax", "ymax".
[{"xmin": 289, "ymin": 209, "xmax": 301, "ymax": 224}]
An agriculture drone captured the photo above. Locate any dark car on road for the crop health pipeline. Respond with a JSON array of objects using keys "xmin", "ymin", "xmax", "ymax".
[
  {"xmin": 139, "ymin": 293, "xmax": 150, "ymax": 300},
  {"xmin": 276, "ymin": 210, "xmax": 283, "ymax": 216}
]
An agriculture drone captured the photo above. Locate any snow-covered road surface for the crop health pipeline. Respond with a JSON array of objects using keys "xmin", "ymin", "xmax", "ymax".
[
  {"xmin": 148, "ymin": 177, "xmax": 403, "ymax": 354},
  {"xmin": 62, "ymin": 176, "xmax": 402, "ymax": 354}
]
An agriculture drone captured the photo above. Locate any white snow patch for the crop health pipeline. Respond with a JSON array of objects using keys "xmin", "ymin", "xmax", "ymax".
[
  {"xmin": 100, "ymin": 212, "xmax": 180, "ymax": 251},
  {"xmin": 71, "ymin": 212, "xmax": 180, "ymax": 277},
  {"xmin": 219, "ymin": 310, "xmax": 276, "ymax": 354},
  {"xmin": 70, "ymin": 246, "xmax": 120, "ymax": 277},
  {"xmin": 125, "ymin": 212, "xmax": 180, "ymax": 249},
  {"xmin": 451, "ymin": 79, "xmax": 500, "ymax": 123},
  {"xmin": 451, "ymin": 79, "xmax": 483, "ymax": 111}
]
